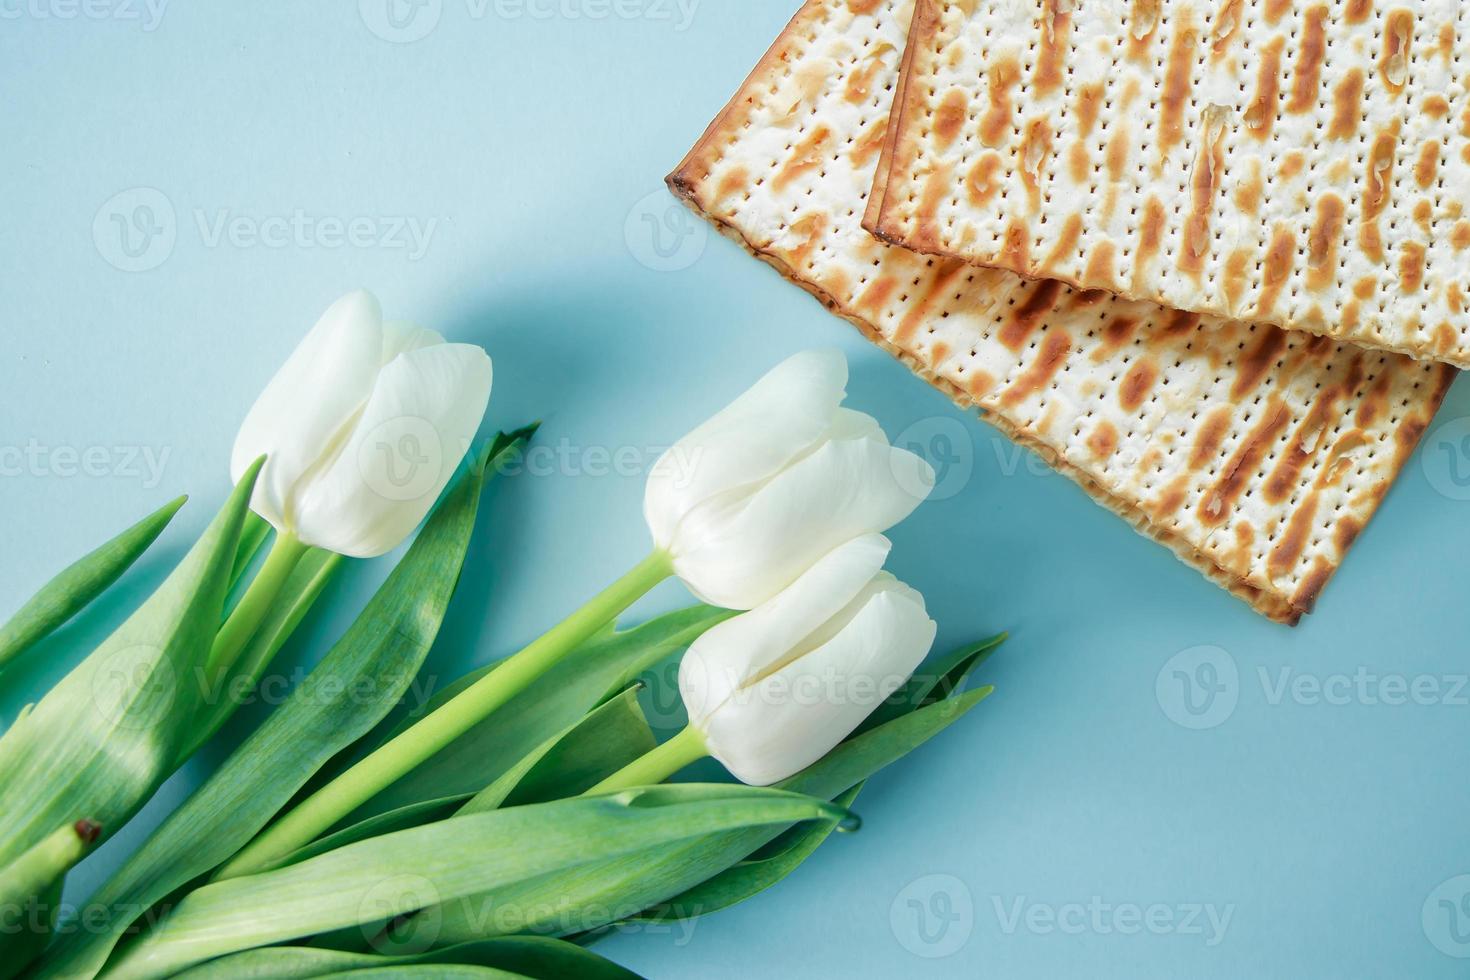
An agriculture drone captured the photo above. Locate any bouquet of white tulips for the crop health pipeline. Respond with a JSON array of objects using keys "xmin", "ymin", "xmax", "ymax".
[{"xmin": 0, "ymin": 292, "xmax": 1002, "ymax": 980}]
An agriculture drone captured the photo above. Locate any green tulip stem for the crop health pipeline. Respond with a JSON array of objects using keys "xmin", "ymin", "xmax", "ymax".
[
  {"xmin": 585, "ymin": 724, "xmax": 708, "ymax": 796},
  {"xmin": 0, "ymin": 820, "xmax": 101, "ymax": 921},
  {"xmin": 206, "ymin": 531, "xmax": 309, "ymax": 678},
  {"xmin": 216, "ymin": 548, "xmax": 676, "ymax": 881}
]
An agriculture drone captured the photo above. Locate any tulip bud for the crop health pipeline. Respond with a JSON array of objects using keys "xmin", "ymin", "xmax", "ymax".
[
  {"xmin": 679, "ymin": 534, "xmax": 937, "ymax": 786},
  {"xmin": 645, "ymin": 350, "xmax": 935, "ymax": 610},
  {"xmin": 230, "ymin": 290, "xmax": 493, "ymax": 558}
]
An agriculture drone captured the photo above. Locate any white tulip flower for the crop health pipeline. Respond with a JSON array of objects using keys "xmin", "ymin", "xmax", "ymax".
[
  {"xmin": 678, "ymin": 534, "xmax": 937, "ymax": 786},
  {"xmin": 645, "ymin": 350, "xmax": 935, "ymax": 610},
  {"xmin": 220, "ymin": 350, "xmax": 936, "ymax": 878},
  {"xmin": 230, "ymin": 289, "xmax": 493, "ymax": 559}
]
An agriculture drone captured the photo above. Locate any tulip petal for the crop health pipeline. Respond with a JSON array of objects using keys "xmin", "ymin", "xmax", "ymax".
[
  {"xmin": 826, "ymin": 407, "xmax": 883, "ymax": 441},
  {"xmin": 645, "ymin": 350, "xmax": 848, "ymax": 550},
  {"xmin": 230, "ymin": 290, "xmax": 385, "ymax": 532},
  {"xmin": 671, "ymin": 428, "xmax": 936, "ymax": 609},
  {"xmin": 290, "ymin": 344, "xmax": 493, "ymax": 557},
  {"xmin": 702, "ymin": 584, "xmax": 937, "ymax": 786},
  {"xmin": 679, "ymin": 535, "xmax": 891, "ymax": 728},
  {"xmin": 380, "ymin": 321, "xmax": 446, "ymax": 363}
]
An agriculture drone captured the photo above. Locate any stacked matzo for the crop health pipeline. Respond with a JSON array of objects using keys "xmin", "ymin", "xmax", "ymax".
[
  {"xmin": 872, "ymin": 0, "xmax": 1470, "ymax": 368},
  {"xmin": 669, "ymin": 0, "xmax": 1455, "ymax": 623}
]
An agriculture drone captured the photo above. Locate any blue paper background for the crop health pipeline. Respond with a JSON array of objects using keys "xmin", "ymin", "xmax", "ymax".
[{"xmin": 4, "ymin": 3, "xmax": 1470, "ymax": 976}]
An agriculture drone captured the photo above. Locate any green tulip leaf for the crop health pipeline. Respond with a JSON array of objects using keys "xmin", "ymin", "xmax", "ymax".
[
  {"xmin": 0, "ymin": 464, "xmax": 260, "ymax": 870},
  {"xmin": 0, "ymin": 495, "xmax": 186, "ymax": 674},
  {"xmin": 189, "ymin": 548, "xmax": 343, "ymax": 756},
  {"xmin": 284, "ymin": 685, "xmax": 656, "ymax": 878},
  {"xmin": 270, "ymin": 796, "xmax": 472, "ymax": 875},
  {"xmin": 34, "ymin": 428, "xmax": 535, "ymax": 980},
  {"xmin": 101, "ymin": 786, "xmax": 852, "ymax": 980},
  {"xmin": 0, "ymin": 466, "xmax": 260, "ymax": 978},
  {"xmin": 303, "ymin": 688, "xmax": 655, "ymax": 956},
  {"xmin": 627, "ymin": 782, "xmax": 865, "ymax": 925},
  {"xmin": 310, "ymin": 969, "xmax": 517, "ymax": 979},
  {"xmin": 1, "ymin": 878, "xmax": 62, "ymax": 980},
  {"xmin": 420, "ymin": 678, "xmax": 994, "ymax": 945},
  {"xmin": 227, "ymin": 513, "xmax": 273, "ymax": 598},
  {"xmin": 172, "ymin": 939, "xmax": 642, "ymax": 980},
  {"xmin": 471, "ymin": 685, "xmax": 656, "ymax": 812},
  {"xmin": 354, "ymin": 605, "xmax": 734, "ymax": 820},
  {"xmin": 281, "ymin": 607, "xmax": 715, "ymax": 880},
  {"xmin": 0, "ymin": 821, "xmax": 101, "ymax": 977}
]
